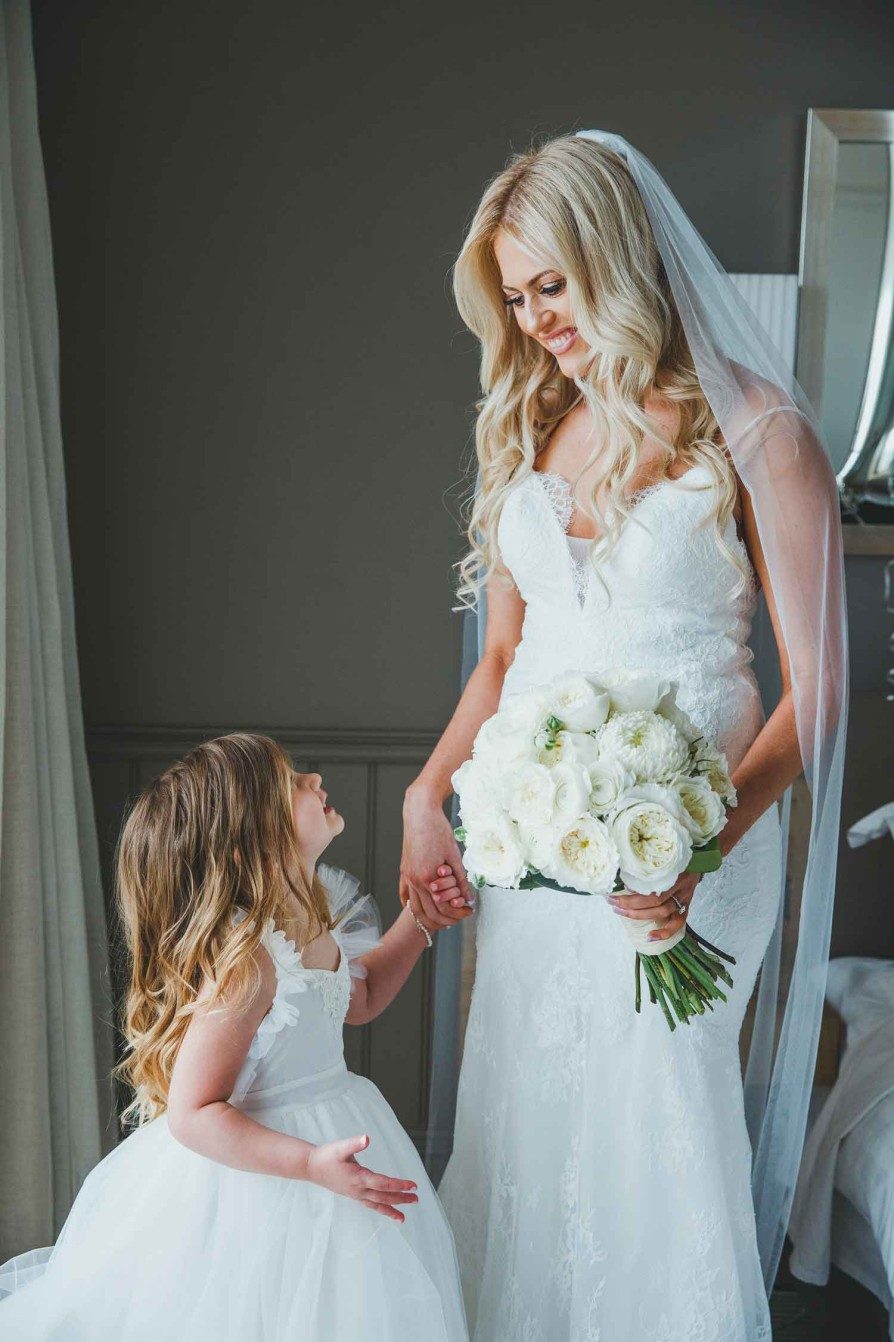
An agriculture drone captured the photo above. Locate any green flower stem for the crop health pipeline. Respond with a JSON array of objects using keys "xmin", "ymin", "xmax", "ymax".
[
  {"xmin": 688, "ymin": 926, "xmax": 737, "ymax": 965},
  {"xmin": 653, "ymin": 956, "xmax": 687, "ymax": 1020},
  {"xmin": 641, "ymin": 957, "xmax": 676, "ymax": 1031},
  {"xmin": 682, "ymin": 934, "xmax": 735, "ymax": 989},
  {"xmin": 635, "ymin": 954, "xmax": 642, "ymax": 1013},
  {"xmin": 670, "ymin": 944, "xmax": 723, "ymax": 1000},
  {"xmin": 664, "ymin": 958, "xmax": 695, "ymax": 1023}
]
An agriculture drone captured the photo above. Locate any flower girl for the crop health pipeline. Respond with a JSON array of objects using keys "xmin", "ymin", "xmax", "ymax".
[{"xmin": 0, "ymin": 732, "xmax": 470, "ymax": 1340}]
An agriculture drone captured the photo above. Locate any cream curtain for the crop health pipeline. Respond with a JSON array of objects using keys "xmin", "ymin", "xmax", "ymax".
[{"xmin": 0, "ymin": 0, "xmax": 115, "ymax": 1258}]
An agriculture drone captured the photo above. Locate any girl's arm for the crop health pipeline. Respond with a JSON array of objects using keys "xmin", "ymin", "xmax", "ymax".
[
  {"xmin": 346, "ymin": 871, "xmax": 463, "ymax": 1026},
  {"xmin": 165, "ymin": 950, "xmax": 419, "ymax": 1222},
  {"xmin": 400, "ymin": 567, "xmax": 525, "ymax": 928}
]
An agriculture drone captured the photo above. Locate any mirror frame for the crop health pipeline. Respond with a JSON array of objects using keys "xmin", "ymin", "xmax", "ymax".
[{"xmin": 797, "ymin": 107, "xmax": 894, "ymax": 556}]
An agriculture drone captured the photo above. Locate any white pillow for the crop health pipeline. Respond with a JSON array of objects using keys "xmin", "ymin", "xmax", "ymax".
[{"xmin": 825, "ymin": 957, "xmax": 894, "ymax": 1052}]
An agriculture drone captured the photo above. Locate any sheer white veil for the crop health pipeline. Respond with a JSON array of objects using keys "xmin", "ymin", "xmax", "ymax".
[{"xmin": 426, "ymin": 128, "xmax": 849, "ymax": 1296}]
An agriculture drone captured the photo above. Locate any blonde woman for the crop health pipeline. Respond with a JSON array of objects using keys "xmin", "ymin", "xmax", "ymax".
[
  {"xmin": 400, "ymin": 131, "xmax": 847, "ymax": 1340},
  {"xmin": 0, "ymin": 734, "xmax": 469, "ymax": 1340}
]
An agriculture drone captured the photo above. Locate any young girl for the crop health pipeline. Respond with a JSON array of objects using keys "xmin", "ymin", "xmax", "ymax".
[{"xmin": 0, "ymin": 732, "xmax": 471, "ymax": 1340}]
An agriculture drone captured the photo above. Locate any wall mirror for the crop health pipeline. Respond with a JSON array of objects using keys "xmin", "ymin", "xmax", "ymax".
[{"xmin": 797, "ymin": 108, "xmax": 894, "ymax": 554}]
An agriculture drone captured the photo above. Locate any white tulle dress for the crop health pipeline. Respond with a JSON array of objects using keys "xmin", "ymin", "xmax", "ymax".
[
  {"xmin": 0, "ymin": 864, "xmax": 468, "ymax": 1341},
  {"xmin": 438, "ymin": 467, "xmax": 782, "ymax": 1342}
]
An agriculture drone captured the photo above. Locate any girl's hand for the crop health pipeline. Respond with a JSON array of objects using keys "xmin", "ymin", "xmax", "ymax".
[
  {"xmin": 608, "ymin": 870, "xmax": 703, "ymax": 944},
  {"xmin": 400, "ymin": 789, "xmax": 474, "ymax": 930},
  {"xmin": 304, "ymin": 1134, "xmax": 419, "ymax": 1223},
  {"xmin": 425, "ymin": 865, "xmax": 469, "ymax": 922}
]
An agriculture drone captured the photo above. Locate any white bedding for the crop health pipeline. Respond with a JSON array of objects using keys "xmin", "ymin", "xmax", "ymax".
[{"xmin": 788, "ymin": 958, "xmax": 894, "ymax": 1339}]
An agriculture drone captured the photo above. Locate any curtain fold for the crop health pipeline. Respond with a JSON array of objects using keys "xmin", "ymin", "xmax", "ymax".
[{"xmin": 0, "ymin": 0, "xmax": 115, "ymax": 1258}]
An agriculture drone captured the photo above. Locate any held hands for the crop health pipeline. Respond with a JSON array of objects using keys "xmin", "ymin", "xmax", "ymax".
[
  {"xmin": 608, "ymin": 870, "xmax": 703, "ymax": 945},
  {"xmin": 400, "ymin": 790, "xmax": 475, "ymax": 932},
  {"xmin": 304, "ymin": 1134, "xmax": 419, "ymax": 1224}
]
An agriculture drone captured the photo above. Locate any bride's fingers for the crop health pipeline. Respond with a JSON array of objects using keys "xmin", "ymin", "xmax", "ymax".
[
  {"xmin": 648, "ymin": 911, "xmax": 687, "ymax": 942},
  {"xmin": 614, "ymin": 894, "xmax": 679, "ymax": 921}
]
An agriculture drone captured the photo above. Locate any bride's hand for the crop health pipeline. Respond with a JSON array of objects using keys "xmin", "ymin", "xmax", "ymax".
[
  {"xmin": 400, "ymin": 787, "xmax": 474, "ymax": 931},
  {"xmin": 608, "ymin": 871, "xmax": 703, "ymax": 944}
]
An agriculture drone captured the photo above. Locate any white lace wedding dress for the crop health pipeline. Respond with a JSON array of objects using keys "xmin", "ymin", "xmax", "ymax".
[
  {"xmin": 0, "ymin": 866, "xmax": 468, "ymax": 1341},
  {"xmin": 438, "ymin": 465, "xmax": 781, "ymax": 1342}
]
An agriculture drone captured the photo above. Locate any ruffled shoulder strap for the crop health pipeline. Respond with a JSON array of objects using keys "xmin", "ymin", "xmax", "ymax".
[
  {"xmin": 230, "ymin": 908, "xmax": 311, "ymax": 1064},
  {"xmin": 317, "ymin": 862, "xmax": 382, "ymax": 980}
]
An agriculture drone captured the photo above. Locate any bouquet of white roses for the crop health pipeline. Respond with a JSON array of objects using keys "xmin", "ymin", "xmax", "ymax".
[{"xmin": 451, "ymin": 668, "xmax": 738, "ymax": 1031}]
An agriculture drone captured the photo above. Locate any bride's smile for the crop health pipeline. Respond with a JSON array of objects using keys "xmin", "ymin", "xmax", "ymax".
[{"xmin": 495, "ymin": 229, "xmax": 589, "ymax": 375}]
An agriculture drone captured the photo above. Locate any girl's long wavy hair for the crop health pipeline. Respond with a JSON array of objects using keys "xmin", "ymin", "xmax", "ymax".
[
  {"xmin": 113, "ymin": 732, "xmax": 334, "ymax": 1127},
  {"xmin": 453, "ymin": 132, "xmax": 748, "ymax": 608}
]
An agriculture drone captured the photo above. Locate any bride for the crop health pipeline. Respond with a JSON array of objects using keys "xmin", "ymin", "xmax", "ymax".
[{"xmin": 400, "ymin": 132, "xmax": 847, "ymax": 1341}]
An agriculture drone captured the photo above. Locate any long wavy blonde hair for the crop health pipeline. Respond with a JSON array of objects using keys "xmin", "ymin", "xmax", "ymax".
[
  {"xmin": 453, "ymin": 132, "xmax": 748, "ymax": 607},
  {"xmin": 113, "ymin": 732, "xmax": 334, "ymax": 1127}
]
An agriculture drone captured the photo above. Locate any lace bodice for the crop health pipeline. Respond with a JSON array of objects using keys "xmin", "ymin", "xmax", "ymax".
[
  {"xmin": 497, "ymin": 465, "xmax": 765, "ymax": 771},
  {"xmin": 229, "ymin": 865, "xmax": 380, "ymax": 1102}
]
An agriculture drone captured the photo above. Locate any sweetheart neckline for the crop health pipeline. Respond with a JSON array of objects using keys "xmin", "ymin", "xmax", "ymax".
[
  {"xmin": 530, "ymin": 462, "xmax": 713, "ymax": 540},
  {"xmin": 522, "ymin": 462, "xmax": 753, "ymax": 611}
]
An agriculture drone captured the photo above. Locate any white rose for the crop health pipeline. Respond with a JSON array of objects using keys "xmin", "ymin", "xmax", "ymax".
[
  {"xmin": 691, "ymin": 741, "xmax": 737, "ymax": 806},
  {"xmin": 520, "ymin": 822, "xmax": 560, "ymax": 873},
  {"xmin": 499, "ymin": 688, "xmax": 552, "ymax": 734},
  {"xmin": 541, "ymin": 814, "xmax": 620, "ymax": 896},
  {"xmin": 506, "ymin": 762, "xmax": 559, "ymax": 830},
  {"xmin": 597, "ymin": 710, "xmax": 690, "ymax": 783},
  {"xmin": 586, "ymin": 758, "xmax": 636, "ymax": 814},
  {"xmin": 463, "ymin": 812, "xmax": 528, "ymax": 889},
  {"xmin": 537, "ymin": 729, "xmax": 601, "ymax": 770},
  {"xmin": 610, "ymin": 792, "xmax": 693, "ymax": 894},
  {"xmin": 672, "ymin": 775, "xmax": 728, "ymax": 843},
  {"xmin": 597, "ymin": 667, "xmax": 675, "ymax": 715},
  {"xmin": 550, "ymin": 761, "xmax": 592, "ymax": 826},
  {"xmin": 452, "ymin": 757, "xmax": 505, "ymax": 820},
  {"xmin": 473, "ymin": 706, "xmax": 538, "ymax": 772},
  {"xmin": 546, "ymin": 673, "xmax": 611, "ymax": 732}
]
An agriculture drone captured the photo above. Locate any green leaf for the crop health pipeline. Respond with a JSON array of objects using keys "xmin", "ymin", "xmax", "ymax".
[
  {"xmin": 545, "ymin": 715, "xmax": 564, "ymax": 733},
  {"xmin": 687, "ymin": 836, "xmax": 722, "ymax": 873},
  {"xmin": 453, "ymin": 826, "xmax": 467, "ymax": 842},
  {"xmin": 517, "ymin": 870, "xmax": 601, "ymax": 897}
]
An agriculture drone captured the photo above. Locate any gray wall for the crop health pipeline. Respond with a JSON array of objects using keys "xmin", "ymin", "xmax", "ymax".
[{"xmin": 30, "ymin": 0, "xmax": 894, "ymax": 1124}]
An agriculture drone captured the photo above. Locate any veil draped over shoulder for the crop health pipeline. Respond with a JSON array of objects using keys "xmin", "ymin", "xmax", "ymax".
[{"xmin": 426, "ymin": 129, "xmax": 849, "ymax": 1296}]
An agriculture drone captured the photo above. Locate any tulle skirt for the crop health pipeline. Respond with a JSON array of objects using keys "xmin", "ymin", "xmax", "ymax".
[{"xmin": 0, "ymin": 1064, "xmax": 468, "ymax": 1341}]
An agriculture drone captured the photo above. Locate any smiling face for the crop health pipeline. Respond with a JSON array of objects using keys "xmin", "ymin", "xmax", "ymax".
[
  {"xmin": 494, "ymin": 228, "xmax": 591, "ymax": 378},
  {"xmin": 289, "ymin": 770, "xmax": 344, "ymax": 866}
]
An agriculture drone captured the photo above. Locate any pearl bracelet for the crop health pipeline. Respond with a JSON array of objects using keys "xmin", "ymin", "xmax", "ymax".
[{"xmin": 404, "ymin": 904, "xmax": 433, "ymax": 948}]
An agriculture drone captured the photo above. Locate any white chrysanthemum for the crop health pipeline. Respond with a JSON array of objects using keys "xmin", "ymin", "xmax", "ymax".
[
  {"xmin": 587, "ymin": 758, "xmax": 636, "ymax": 815},
  {"xmin": 672, "ymin": 775, "xmax": 728, "ymax": 842},
  {"xmin": 597, "ymin": 710, "xmax": 689, "ymax": 783},
  {"xmin": 659, "ymin": 699, "xmax": 702, "ymax": 745},
  {"xmin": 610, "ymin": 794, "xmax": 693, "ymax": 894},
  {"xmin": 541, "ymin": 814, "xmax": 620, "ymax": 896},
  {"xmin": 546, "ymin": 673, "xmax": 611, "ymax": 732},
  {"xmin": 463, "ymin": 813, "xmax": 528, "ymax": 889},
  {"xmin": 691, "ymin": 741, "xmax": 737, "ymax": 805}
]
